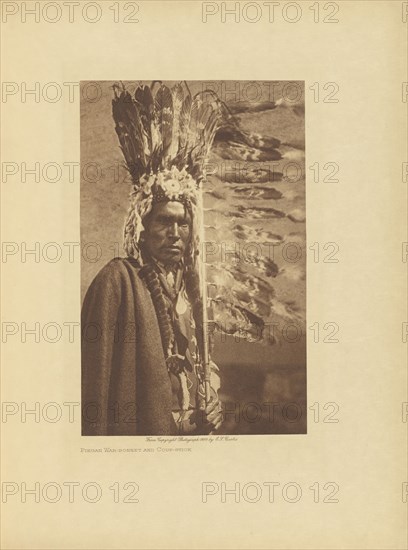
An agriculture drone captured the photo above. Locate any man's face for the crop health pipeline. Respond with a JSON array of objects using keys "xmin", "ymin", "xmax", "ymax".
[{"xmin": 143, "ymin": 201, "xmax": 192, "ymax": 265}]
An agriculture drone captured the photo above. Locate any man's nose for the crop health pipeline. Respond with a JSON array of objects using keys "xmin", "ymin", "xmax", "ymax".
[{"xmin": 168, "ymin": 223, "xmax": 180, "ymax": 238}]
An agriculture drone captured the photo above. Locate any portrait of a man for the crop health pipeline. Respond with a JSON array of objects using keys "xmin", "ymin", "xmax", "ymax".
[{"xmin": 81, "ymin": 80, "xmax": 306, "ymax": 437}]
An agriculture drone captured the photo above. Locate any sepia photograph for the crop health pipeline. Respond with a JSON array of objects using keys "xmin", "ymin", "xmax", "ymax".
[
  {"xmin": 2, "ymin": 2, "xmax": 406, "ymax": 548},
  {"xmin": 81, "ymin": 80, "xmax": 306, "ymax": 436}
]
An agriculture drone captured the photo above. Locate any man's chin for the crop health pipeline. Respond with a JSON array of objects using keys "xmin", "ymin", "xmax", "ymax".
[{"xmin": 159, "ymin": 249, "xmax": 183, "ymax": 264}]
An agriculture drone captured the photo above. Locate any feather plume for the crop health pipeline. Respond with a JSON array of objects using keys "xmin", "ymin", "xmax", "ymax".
[
  {"xmin": 112, "ymin": 85, "xmax": 147, "ymax": 183},
  {"xmin": 154, "ymin": 84, "xmax": 174, "ymax": 167},
  {"xmin": 169, "ymin": 83, "xmax": 184, "ymax": 160},
  {"xmin": 113, "ymin": 82, "xmax": 227, "ymax": 186},
  {"xmin": 177, "ymin": 92, "xmax": 192, "ymax": 162},
  {"xmin": 134, "ymin": 85, "xmax": 154, "ymax": 158}
]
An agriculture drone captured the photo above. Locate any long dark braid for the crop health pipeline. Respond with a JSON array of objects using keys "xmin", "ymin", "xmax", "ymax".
[{"xmin": 139, "ymin": 263, "xmax": 174, "ymax": 358}]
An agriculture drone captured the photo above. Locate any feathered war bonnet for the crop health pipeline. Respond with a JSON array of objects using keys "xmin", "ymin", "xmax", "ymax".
[{"xmin": 112, "ymin": 81, "xmax": 224, "ymax": 267}]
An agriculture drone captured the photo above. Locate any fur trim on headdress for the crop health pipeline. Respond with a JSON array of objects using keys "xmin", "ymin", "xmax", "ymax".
[{"xmin": 123, "ymin": 166, "xmax": 201, "ymax": 265}]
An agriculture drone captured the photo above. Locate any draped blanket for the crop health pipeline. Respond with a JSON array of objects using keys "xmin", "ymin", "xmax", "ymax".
[{"xmin": 81, "ymin": 257, "xmax": 177, "ymax": 435}]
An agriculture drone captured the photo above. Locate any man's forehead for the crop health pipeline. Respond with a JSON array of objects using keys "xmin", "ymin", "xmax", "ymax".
[{"xmin": 152, "ymin": 201, "xmax": 191, "ymax": 219}]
